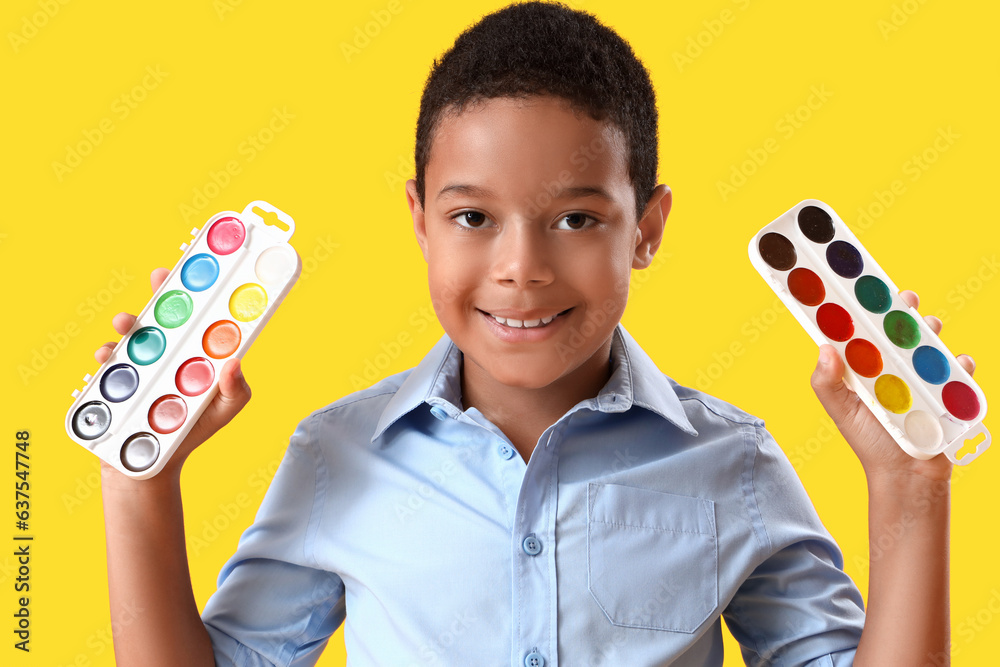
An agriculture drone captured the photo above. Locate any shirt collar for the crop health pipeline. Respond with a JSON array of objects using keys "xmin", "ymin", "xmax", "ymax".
[{"xmin": 370, "ymin": 323, "xmax": 698, "ymax": 443}]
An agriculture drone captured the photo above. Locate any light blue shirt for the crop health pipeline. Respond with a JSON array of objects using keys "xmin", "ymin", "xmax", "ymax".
[{"xmin": 202, "ymin": 324, "xmax": 865, "ymax": 666}]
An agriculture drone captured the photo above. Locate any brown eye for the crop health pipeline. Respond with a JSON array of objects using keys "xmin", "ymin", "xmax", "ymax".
[
  {"xmin": 557, "ymin": 213, "xmax": 596, "ymax": 230},
  {"xmin": 455, "ymin": 211, "xmax": 489, "ymax": 228}
]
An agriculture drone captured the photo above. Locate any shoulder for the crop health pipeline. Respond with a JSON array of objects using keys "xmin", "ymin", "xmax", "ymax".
[
  {"xmin": 295, "ymin": 368, "xmax": 414, "ymax": 436},
  {"xmin": 663, "ymin": 376, "xmax": 833, "ymax": 554},
  {"xmin": 666, "ymin": 374, "xmax": 764, "ymax": 430},
  {"xmin": 657, "ymin": 374, "xmax": 793, "ymax": 492}
]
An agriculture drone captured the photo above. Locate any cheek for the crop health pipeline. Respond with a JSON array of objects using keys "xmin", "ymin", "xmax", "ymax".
[
  {"xmin": 570, "ymin": 240, "xmax": 633, "ymax": 301},
  {"xmin": 426, "ymin": 267, "xmax": 457, "ymax": 316},
  {"xmin": 426, "ymin": 251, "xmax": 477, "ymax": 315}
]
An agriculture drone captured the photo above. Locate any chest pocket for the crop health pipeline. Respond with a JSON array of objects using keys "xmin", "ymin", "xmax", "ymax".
[{"xmin": 587, "ymin": 482, "xmax": 718, "ymax": 633}]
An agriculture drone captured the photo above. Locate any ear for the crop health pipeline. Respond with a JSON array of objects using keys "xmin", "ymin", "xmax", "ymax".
[
  {"xmin": 406, "ymin": 179, "xmax": 429, "ymax": 263},
  {"xmin": 632, "ymin": 184, "xmax": 671, "ymax": 270}
]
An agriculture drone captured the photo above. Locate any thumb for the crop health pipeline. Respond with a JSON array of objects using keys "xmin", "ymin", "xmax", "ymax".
[
  {"xmin": 163, "ymin": 357, "xmax": 252, "ymax": 469},
  {"xmin": 218, "ymin": 357, "xmax": 252, "ymax": 409},
  {"xmin": 809, "ymin": 344, "xmax": 856, "ymax": 421}
]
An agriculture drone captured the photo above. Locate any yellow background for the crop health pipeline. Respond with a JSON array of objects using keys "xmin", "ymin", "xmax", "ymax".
[{"xmin": 3, "ymin": 0, "xmax": 999, "ymax": 664}]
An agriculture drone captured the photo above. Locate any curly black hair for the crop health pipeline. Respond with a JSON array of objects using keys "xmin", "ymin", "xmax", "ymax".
[{"xmin": 414, "ymin": 1, "xmax": 658, "ymax": 222}]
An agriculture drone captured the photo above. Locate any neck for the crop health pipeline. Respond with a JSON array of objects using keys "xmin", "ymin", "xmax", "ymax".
[{"xmin": 460, "ymin": 336, "xmax": 615, "ymax": 438}]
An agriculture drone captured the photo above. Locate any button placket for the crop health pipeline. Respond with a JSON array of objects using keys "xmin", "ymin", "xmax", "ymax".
[{"xmin": 511, "ymin": 423, "xmax": 562, "ymax": 667}]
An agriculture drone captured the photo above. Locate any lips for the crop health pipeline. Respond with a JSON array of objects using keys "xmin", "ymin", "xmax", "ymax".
[{"xmin": 479, "ymin": 307, "xmax": 572, "ymax": 329}]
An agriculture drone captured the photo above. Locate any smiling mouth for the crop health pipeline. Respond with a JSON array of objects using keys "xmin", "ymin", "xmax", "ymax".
[{"xmin": 479, "ymin": 308, "xmax": 573, "ymax": 329}]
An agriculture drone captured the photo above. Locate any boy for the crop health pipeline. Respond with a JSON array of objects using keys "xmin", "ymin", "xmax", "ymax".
[{"xmin": 99, "ymin": 2, "xmax": 968, "ymax": 665}]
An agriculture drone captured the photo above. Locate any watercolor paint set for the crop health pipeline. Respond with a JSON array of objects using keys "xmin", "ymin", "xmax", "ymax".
[
  {"xmin": 749, "ymin": 199, "xmax": 989, "ymax": 465},
  {"xmin": 65, "ymin": 201, "xmax": 302, "ymax": 479}
]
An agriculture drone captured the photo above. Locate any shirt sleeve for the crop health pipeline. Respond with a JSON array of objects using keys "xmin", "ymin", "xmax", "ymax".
[
  {"xmin": 201, "ymin": 414, "xmax": 346, "ymax": 667},
  {"xmin": 722, "ymin": 422, "xmax": 866, "ymax": 667}
]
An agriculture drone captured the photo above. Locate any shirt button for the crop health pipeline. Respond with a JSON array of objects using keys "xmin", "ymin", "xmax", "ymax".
[
  {"xmin": 524, "ymin": 651, "xmax": 545, "ymax": 667},
  {"xmin": 522, "ymin": 533, "xmax": 542, "ymax": 556},
  {"xmin": 429, "ymin": 405, "xmax": 449, "ymax": 421},
  {"xmin": 497, "ymin": 443, "xmax": 515, "ymax": 459}
]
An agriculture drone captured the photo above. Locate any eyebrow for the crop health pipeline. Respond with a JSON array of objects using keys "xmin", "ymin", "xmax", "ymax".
[
  {"xmin": 436, "ymin": 183, "xmax": 614, "ymax": 203},
  {"xmin": 436, "ymin": 184, "xmax": 495, "ymax": 201}
]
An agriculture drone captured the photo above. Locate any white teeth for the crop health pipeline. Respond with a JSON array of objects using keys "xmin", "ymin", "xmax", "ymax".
[{"xmin": 489, "ymin": 312, "xmax": 559, "ymax": 328}]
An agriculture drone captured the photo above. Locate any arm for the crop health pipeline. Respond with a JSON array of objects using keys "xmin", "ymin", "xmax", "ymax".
[
  {"xmin": 97, "ymin": 269, "xmax": 252, "ymax": 666},
  {"xmin": 101, "ymin": 458, "xmax": 216, "ymax": 666},
  {"xmin": 811, "ymin": 290, "xmax": 961, "ymax": 666},
  {"xmin": 856, "ymin": 470, "xmax": 950, "ymax": 665}
]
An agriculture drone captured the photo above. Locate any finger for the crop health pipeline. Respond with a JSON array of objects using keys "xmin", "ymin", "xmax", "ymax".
[
  {"xmin": 199, "ymin": 358, "xmax": 252, "ymax": 434},
  {"xmin": 923, "ymin": 314, "xmax": 942, "ymax": 335},
  {"xmin": 899, "ymin": 289, "xmax": 919, "ymax": 310},
  {"xmin": 171, "ymin": 358, "xmax": 252, "ymax": 464},
  {"xmin": 94, "ymin": 342, "xmax": 116, "ymax": 363},
  {"xmin": 112, "ymin": 312, "xmax": 137, "ymax": 335},
  {"xmin": 957, "ymin": 354, "xmax": 975, "ymax": 375},
  {"xmin": 217, "ymin": 358, "xmax": 252, "ymax": 407},
  {"xmin": 810, "ymin": 344, "xmax": 863, "ymax": 428},
  {"xmin": 151, "ymin": 267, "xmax": 170, "ymax": 292}
]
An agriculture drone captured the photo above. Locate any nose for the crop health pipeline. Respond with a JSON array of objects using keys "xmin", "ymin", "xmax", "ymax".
[{"xmin": 490, "ymin": 221, "xmax": 555, "ymax": 287}]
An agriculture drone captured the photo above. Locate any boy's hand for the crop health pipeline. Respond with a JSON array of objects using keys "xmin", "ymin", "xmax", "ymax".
[
  {"xmin": 95, "ymin": 268, "xmax": 252, "ymax": 483},
  {"xmin": 810, "ymin": 290, "xmax": 974, "ymax": 483}
]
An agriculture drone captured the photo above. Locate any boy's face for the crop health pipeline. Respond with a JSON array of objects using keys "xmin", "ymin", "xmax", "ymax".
[{"xmin": 406, "ymin": 96, "xmax": 669, "ymax": 398}]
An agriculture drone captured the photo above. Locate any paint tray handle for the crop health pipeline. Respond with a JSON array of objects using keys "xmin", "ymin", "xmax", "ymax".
[{"xmin": 944, "ymin": 423, "xmax": 990, "ymax": 465}]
